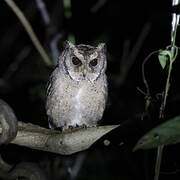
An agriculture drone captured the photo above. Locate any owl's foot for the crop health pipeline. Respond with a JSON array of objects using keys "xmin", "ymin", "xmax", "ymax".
[
  {"xmin": 81, "ymin": 124, "xmax": 87, "ymax": 129},
  {"xmin": 62, "ymin": 125, "xmax": 80, "ymax": 132},
  {"xmin": 79, "ymin": 124, "xmax": 97, "ymax": 129},
  {"xmin": 61, "ymin": 123, "xmax": 97, "ymax": 132},
  {"xmin": 62, "ymin": 125, "xmax": 73, "ymax": 132}
]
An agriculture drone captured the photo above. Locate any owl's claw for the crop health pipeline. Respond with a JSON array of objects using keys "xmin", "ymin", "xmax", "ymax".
[
  {"xmin": 61, "ymin": 123, "xmax": 97, "ymax": 132},
  {"xmin": 62, "ymin": 126, "xmax": 71, "ymax": 132},
  {"xmin": 81, "ymin": 124, "xmax": 87, "ymax": 129},
  {"xmin": 61, "ymin": 125, "xmax": 79, "ymax": 132}
]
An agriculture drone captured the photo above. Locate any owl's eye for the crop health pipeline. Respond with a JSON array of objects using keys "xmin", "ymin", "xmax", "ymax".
[
  {"xmin": 89, "ymin": 58, "xmax": 98, "ymax": 67},
  {"xmin": 72, "ymin": 57, "xmax": 82, "ymax": 66}
]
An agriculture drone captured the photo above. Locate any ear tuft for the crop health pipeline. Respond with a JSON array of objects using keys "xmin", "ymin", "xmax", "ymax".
[
  {"xmin": 97, "ymin": 43, "xmax": 107, "ymax": 54},
  {"xmin": 63, "ymin": 41, "xmax": 75, "ymax": 49}
]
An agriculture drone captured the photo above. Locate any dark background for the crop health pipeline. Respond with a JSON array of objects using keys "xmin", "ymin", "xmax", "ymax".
[{"xmin": 1, "ymin": 0, "xmax": 180, "ymax": 180}]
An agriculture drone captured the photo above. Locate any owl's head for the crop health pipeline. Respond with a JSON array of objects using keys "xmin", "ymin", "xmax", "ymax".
[{"xmin": 60, "ymin": 41, "xmax": 107, "ymax": 82}]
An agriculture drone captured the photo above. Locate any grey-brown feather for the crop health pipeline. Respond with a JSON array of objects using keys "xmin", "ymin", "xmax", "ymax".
[{"xmin": 46, "ymin": 41, "xmax": 108, "ymax": 129}]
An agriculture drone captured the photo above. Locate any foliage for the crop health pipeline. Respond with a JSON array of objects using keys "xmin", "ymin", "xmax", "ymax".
[
  {"xmin": 0, "ymin": 0, "xmax": 180, "ymax": 180},
  {"xmin": 134, "ymin": 115, "xmax": 180, "ymax": 150}
]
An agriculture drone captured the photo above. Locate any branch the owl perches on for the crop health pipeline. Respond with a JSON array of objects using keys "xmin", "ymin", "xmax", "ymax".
[{"xmin": 0, "ymin": 99, "xmax": 119, "ymax": 155}]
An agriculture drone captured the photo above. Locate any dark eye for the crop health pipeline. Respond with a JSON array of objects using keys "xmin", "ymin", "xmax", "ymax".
[
  {"xmin": 72, "ymin": 57, "xmax": 82, "ymax": 66},
  {"xmin": 89, "ymin": 58, "xmax": 98, "ymax": 67}
]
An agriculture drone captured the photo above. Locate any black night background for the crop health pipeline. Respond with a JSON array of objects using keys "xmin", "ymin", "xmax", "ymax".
[{"xmin": 0, "ymin": 0, "xmax": 180, "ymax": 180}]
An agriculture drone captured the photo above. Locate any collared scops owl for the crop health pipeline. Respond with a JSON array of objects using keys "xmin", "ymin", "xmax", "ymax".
[{"xmin": 46, "ymin": 41, "xmax": 108, "ymax": 130}]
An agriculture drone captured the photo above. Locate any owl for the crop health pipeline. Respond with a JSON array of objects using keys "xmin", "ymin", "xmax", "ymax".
[{"xmin": 46, "ymin": 41, "xmax": 108, "ymax": 130}]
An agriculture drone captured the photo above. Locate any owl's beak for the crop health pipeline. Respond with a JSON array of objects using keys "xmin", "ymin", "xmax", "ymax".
[{"xmin": 82, "ymin": 69, "xmax": 87, "ymax": 77}]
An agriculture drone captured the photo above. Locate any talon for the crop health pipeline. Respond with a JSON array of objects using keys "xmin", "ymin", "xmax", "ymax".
[{"xmin": 82, "ymin": 124, "xmax": 87, "ymax": 128}]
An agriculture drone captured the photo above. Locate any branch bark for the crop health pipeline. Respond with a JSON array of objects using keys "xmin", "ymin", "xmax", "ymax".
[
  {"xmin": 0, "ymin": 99, "xmax": 17, "ymax": 144},
  {"xmin": 1, "ymin": 122, "xmax": 118, "ymax": 155}
]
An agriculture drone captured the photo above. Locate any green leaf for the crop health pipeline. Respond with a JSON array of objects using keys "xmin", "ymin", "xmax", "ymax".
[
  {"xmin": 133, "ymin": 115, "xmax": 180, "ymax": 151},
  {"xmin": 158, "ymin": 50, "xmax": 172, "ymax": 69},
  {"xmin": 158, "ymin": 53, "xmax": 168, "ymax": 69}
]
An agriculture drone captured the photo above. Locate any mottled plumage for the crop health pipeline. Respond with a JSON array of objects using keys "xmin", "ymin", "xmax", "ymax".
[{"xmin": 46, "ymin": 41, "xmax": 108, "ymax": 129}]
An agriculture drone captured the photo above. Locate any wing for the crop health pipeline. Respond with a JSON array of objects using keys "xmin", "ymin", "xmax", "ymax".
[
  {"xmin": 46, "ymin": 75, "xmax": 53, "ymax": 97},
  {"xmin": 46, "ymin": 65, "xmax": 59, "ymax": 129},
  {"xmin": 46, "ymin": 64, "xmax": 59, "ymax": 97}
]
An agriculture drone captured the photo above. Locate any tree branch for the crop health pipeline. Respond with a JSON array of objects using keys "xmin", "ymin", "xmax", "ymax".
[
  {"xmin": 50, "ymin": 33, "xmax": 62, "ymax": 64},
  {"xmin": 0, "ymin": 159, "xmax": 48, "ymax": 180},
  {"xmin": 35, "ymin": 0, "xmax": 50, "ymax": 25},
  {"xmin": 0, "ymin": 99, "xmax": 17, "ymax": 144},
  {"xmin": 4, "ymin": 122, "xmax": 118, "ymax": 155}
]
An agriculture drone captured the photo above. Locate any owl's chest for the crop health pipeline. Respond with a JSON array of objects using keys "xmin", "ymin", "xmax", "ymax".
[
  {"xmin": 52, "ymin": 77, "xmax": 106, "ymax": 126},
  {"xmin": 56, "ymin": 79, "xmax": 105, "ymax": 110},
  {"xmin": 66, "ymin": 83, "xmax": 102, "ymax": 110},
  {"xmin": 59, "ymin": 80, "xmax": 98, "ymax": 100},
  {"xmin": 73, "ymin": 84, "xmax": 93, "ymax": 107}
]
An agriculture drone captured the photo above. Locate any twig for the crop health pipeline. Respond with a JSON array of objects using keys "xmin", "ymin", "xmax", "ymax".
[
  {"xmin": 0, "ymin": 154, "xmax": 12, "ymax": 172},
  {"xmin": 154, "ymin": 145, "xmax": 164, "ymax": 180},
  {"xmin": 121, "ymin": 39, "xmax": 130, "ymax": 61},
  {"xmin": 142, "ymin": 50, "xmax": 160, "ymax": 96},
  {"xmin": 0, "ymin": 99, "xmax": 18, "ymax": 144},
  {"xmin": 3, "ymin": 0, "xmax": 52, "ymax": 67},
  {"xmin": 0, "ymin": 1, "xmax": 37, "ymax": 56},
  {"xmin": 69, "ymin": 152, "xmax": 87, "ymax": 180},
  {"xmin": 129, "ymin": 23, "xmax": 151, "ymax": 65},
  {"xmin": 35, "ymin": 0, "xmax": 62, "ymax": 64},
  {"xmin": 0, "ymin": 161, "xmax": 47, "ymax": 180},
  {"xmin": 116, "ymin": 23, "xmax": 151, "ymax": 86},
  {"xmin": 3, "ymin": 46, "xmax": 31, "ymax": 80},
  {"xmin": 50, "ymin": 33, "xmax": 62, "ymax": 64},
  {"xmin": 35, "ymin": 0, "xmax": 50, "ymax": 25},
  {"xmin": 90, "ymin": 0, "xmax": 107, "ymax": 13}
]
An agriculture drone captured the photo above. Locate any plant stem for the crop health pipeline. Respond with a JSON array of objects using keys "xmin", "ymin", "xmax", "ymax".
[
  {"xmin": 154, "ymin": 1, "xmax": 179, "ymax": 179},
  {"xmin": 154, "ymin": 145, "xmax": 164, "ymax": 180},
  {"xmin": 159, "ymin": 62, "xmax": 173, "ymax": 119},
  {"xmin": 4, "ymin": 0, "xmax": 53, "ymax": 67},
  {"xmin": 154, "ymin": 62, "xmax": 172, "ymax": 180}
]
